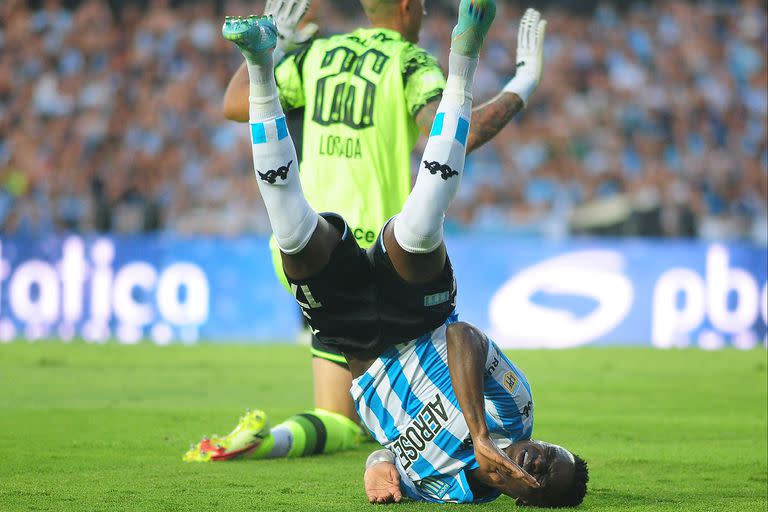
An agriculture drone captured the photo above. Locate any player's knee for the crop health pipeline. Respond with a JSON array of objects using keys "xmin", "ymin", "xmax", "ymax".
[{"xmin": 446, "ymin": 321, "xmax": 487, "ymax": 352}]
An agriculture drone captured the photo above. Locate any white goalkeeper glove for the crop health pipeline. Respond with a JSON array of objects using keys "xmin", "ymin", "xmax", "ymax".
[
  {"xmin": 503, "ymin": 8, "xmax": 547, "ymax": 107},
  {"xmin": 264, "ymin": 0, "xmax": 318, "ymax": 61}
]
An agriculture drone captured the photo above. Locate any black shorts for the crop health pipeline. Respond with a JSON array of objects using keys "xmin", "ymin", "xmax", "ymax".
[
  {"xmin": 287, "ymin": 214, "xmax": 456, "ymax": 359},
  {"xmin": 311, "ymin": 334, "xmax": 349, "ymax": 368}
]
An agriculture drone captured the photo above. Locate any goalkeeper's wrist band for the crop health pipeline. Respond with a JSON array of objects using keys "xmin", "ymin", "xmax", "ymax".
[
  {"xmin": 503, "ymin": 74, "xmax": 537, "ymax": 107},
  {"xmin": 365, "ymin": 449, "xmax": 395, "ymax": 470}
]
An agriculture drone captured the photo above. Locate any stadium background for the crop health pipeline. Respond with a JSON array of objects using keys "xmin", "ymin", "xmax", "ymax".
[
  {"xmin": 1, "ymin": 0, "xmax": 765, "ymax": 348},
  {"xmin": 0, "ymin": 2, "xmax": 766, "ymax": 512}
]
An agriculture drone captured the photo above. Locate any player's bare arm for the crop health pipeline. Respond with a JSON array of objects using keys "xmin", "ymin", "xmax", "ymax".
[
  {"xmin": 415, "ymin": 92, "xmax": 524, "ymax": 155},
  {"xmin": 223, "ymin": 62, "xmax": 250, "ymax": 122},
  {"xmin": 416, "ymin": 8, "xmax": 546, "ymax": 155},
  {"xmin": 363, "ymin": 449, "xmax": 402, "ymax": 504},
  {"xmin": 445, "ymin": 321, "xmax": 540, "ymax": 490}
]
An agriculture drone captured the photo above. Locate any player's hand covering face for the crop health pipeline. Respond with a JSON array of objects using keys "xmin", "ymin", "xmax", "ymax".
[{"xmin": 472, "ymin": 436, "xmax": 541, "ymax": 490}]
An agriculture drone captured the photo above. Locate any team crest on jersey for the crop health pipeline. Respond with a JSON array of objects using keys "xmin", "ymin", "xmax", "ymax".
[
  {"xmin": 257, "ymin": 160, "xmax": 292, "ymax": 184},
  {"xmin": 503, "ymin": 371, "xmax": 518, "ymax": 393},
  {"xmin": 418, "ymin": 477, "xmax": 450, "ymax": 499}
]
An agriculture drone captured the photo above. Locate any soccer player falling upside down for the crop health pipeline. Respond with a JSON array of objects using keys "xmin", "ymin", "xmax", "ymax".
[
  {"xmin": 186, "ymin": 0, "xmax": 559, "ymax": 463},
  {"xmin": 210, "ymin": 0, "xmax": 589, "ymax": 506}
]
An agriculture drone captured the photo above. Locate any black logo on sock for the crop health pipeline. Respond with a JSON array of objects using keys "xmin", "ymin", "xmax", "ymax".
[
  {"xmin": 423, "ymin": 160, "xmax": 459, "ymax": 180},
  {"xmin": 257, "ymin": 160, "xmax": 293, "ymax": 184}
]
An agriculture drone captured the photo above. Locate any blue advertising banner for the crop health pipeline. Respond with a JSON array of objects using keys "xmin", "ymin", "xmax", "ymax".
[
  {"xmin": 0, "ymin": 235, "xmax": 765, "ymax": 349},
  {"xmin": 0, "ymin": 235, "xmax": 296, "ymax": 344},
  {"xmin": 449, "ymin": 237, "xmax": 767, "ymax": 350}
]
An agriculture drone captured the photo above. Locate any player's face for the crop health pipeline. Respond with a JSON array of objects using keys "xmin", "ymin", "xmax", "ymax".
[{"xmin": 502, "ymin": 440, "xmax": 577, "ymax": 507}]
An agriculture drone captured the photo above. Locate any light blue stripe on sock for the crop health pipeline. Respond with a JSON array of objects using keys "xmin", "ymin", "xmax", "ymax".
[
  {"xmin": 250, "ymin": 123, "xmax": 267, "ymax": 144},
  {"xmin": 455, "ymin": 117, "xmax": 469, "ymax": 145},
  {"xmin": 430, "ymin": 112, "xmax": 445, "ymax": 137},
  {"xmin": 276, "ymin": 116, "xmax": 288, "ymax": 140}
]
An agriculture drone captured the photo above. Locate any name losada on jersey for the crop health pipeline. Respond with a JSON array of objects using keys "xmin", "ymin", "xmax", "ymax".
[
  {"xmin": 319, "ymin": 135, "xmax": 362, "ymax": 159},
  {"xmin": 391, "ymin": 394, "xmax": 449, "ymax": 470}
]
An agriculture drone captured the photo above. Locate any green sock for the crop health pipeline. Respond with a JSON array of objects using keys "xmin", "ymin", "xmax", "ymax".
[
  {"xmin": 306, "ymin": 408, "xmax": 363, "ymax": 456},
  {"xmin": 252, "ymin": 408, "xmax": 362, "ymax": 459},
  {"xmin": 249, "ymin": 432, "xmax": 275, "ymax": 459}
]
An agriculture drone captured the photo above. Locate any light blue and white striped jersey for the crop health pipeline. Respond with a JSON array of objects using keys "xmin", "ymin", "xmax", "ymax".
[{"xmin": 351, "ymin": 315, "xmax": 534, "ymax": 504}]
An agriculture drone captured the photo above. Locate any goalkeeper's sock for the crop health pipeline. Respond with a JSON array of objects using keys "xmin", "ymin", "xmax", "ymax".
[
  {"xmin": 394, "ymin": 50, "xmax": 477, "ymax": 253},
  {"xmin": 252, "ymin": 409, "xmax": 362, "ymax": 459},
  {"xmin": 310, "ymin": 408, "xmax": 364, "ymax": 454}
]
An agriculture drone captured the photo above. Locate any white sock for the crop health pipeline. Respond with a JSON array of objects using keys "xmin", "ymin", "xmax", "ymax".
[
  {"xmin": 247, "ymin": 55, "xmax": 318, "ymax": 254},
  {"xmin": 265, "ymin": 426, "xmax": 293, "ymax": 458},
  {"xmin": 444, "ymin": 52, "xmax": 477, "ymax": 102},
  {"xmin": 245, "ymin": 55, "xmax": 282, "ymax": 121},
  {"xmin": 394, "ymin": 52, "xmax": 477, "ymax": 253}
]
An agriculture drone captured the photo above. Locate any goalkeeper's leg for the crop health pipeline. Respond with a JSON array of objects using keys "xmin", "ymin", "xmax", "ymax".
[
  {"xmin": 183, "ymin": 408, "xmax": 362, "ymax": 462},
  {"xmin": 252, "ymin": 409, "xmax": 362, "ymax": 459}
]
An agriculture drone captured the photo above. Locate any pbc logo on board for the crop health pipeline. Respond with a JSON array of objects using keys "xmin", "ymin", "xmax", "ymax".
[
  {"xmin": 257, "ymin": 160, "xmax": 293, "ymax": 184},
  {"xmin": 489, "ymin": 250, "xmax": 634, "ymax": 349},
  {"xmin": 423, "ymin": 160, "xmax": 458, "ymax": 180}
]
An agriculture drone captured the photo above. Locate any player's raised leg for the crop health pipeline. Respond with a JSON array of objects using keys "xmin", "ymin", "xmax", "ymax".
[
  {"xmin": 386, "ymin": 0, "xmax": 495, "ymax": 280},
  {"xmin": 222, "ymin": 15, "xmax": 339, "ymax": 279}
]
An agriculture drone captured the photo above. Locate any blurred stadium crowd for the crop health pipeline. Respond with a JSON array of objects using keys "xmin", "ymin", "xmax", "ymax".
[{"xmin": 1, "ymin": 0, "xmax": 766, "ymax": 241}]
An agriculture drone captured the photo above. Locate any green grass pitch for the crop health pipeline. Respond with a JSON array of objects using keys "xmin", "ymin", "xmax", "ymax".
[{"xmin": 0, "ymin": 343, "xmax": 765, "ymax": 511}]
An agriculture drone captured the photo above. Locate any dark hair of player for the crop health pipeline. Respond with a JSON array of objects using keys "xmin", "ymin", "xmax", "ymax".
[{"xmin": 543, "ymin": 453, "xmax": 589, "ymax": 508}]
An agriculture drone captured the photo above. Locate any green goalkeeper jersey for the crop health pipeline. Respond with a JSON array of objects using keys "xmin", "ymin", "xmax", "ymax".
[{"xmin": 274, "ymin": 27, "xmax": 446, "ymax": 248}]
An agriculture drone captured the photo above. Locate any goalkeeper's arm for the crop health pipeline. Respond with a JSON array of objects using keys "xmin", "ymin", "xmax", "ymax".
[
  {"xmin": 223, "ymin": 63, "xmax": 250, "ymax": 122},
  {"xmin": 415, "ymin": 8, "xmax": 547, "ymax": 155}
]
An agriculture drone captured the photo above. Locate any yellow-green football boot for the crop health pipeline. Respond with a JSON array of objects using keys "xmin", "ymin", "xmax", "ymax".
[{"xmin": 183, "ymin": 409, "xmax": 272, "ymax": 462}]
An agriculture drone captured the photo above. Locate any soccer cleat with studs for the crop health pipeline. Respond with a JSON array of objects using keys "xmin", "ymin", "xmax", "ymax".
[
  {"xmin": 182, "ymin": 409, "xmax": 271, "ymax": 462},
  {"xmin": 222, "ymin": 15, "xmax": 279, "ymax": 63},
  {"xmin": 450, "ymin": 0, "xmax": 496, "ymax": 57}
]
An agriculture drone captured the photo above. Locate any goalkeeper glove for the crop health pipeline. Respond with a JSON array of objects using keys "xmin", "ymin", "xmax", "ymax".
[
  {"xmin": 503, "ymin": 8, "xmax": 547, "ymax": 106},
  {"xmin": 264, "ymin": 0, "xmax": 318, "ymax": 60}
]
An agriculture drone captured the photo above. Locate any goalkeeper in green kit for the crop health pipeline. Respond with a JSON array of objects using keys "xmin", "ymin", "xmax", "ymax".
[{"xmin": 184, "ymin": 0, "xmax": 547, "ymax": 462}]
